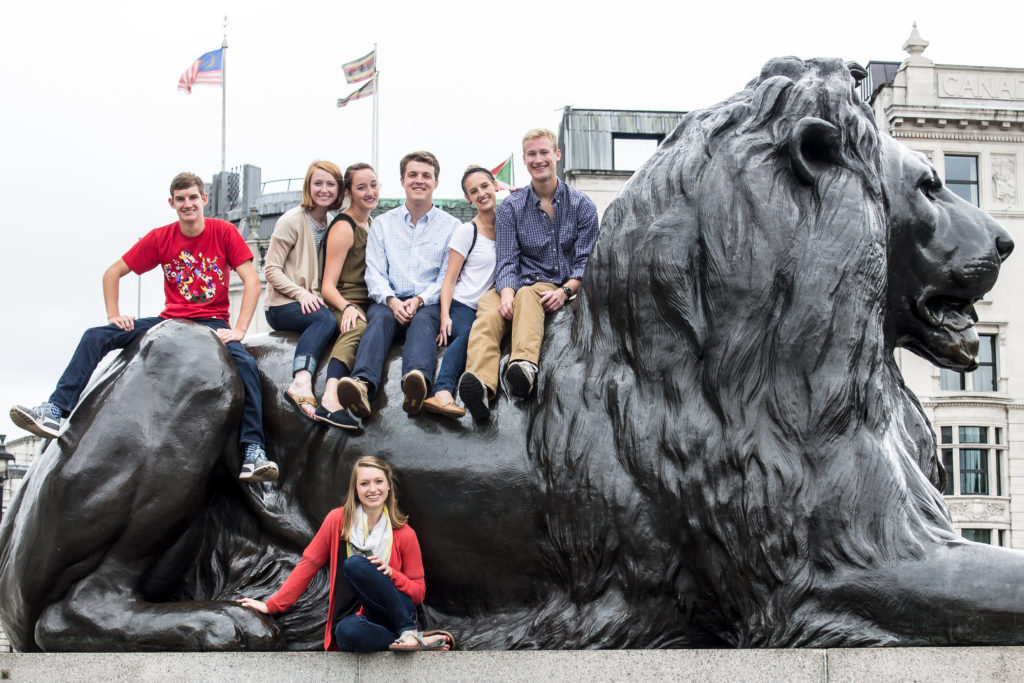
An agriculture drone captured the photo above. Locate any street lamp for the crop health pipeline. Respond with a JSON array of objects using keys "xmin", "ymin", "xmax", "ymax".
[{"xmin": 0, "ymin": 434, "xmax": 15, "ymax": 527}]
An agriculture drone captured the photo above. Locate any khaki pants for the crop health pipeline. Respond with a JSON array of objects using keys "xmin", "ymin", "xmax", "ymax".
[
  {"xmin": 465, "ymin": 282, "xmax": 556, "ymax": 393},
  {"xmin": 328, "ymin": 303, "xmax": 368, "ymax": 372}
]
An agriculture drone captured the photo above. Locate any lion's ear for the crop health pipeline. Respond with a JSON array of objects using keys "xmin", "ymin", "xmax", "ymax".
[{"xmin": 789, "ymin": 117, "xmax": 842, "ymax": 186}]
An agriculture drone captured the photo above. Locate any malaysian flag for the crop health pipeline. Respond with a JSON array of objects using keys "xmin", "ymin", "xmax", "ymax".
[
  {"xmin": 178, "ymin": 49, "xmax": 224, "ymax": 94},
  {"xmin": 337, "ymin": 76, "xmax": 375, "ymax": 108},
  {"xmin": 342, "ymin": 50, "xmax": 375, "ymax": 84}
]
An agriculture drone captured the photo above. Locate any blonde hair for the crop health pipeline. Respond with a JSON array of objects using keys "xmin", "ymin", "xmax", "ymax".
[
  {"xmin": 301, "ymin": 160, "xmax": 344, "ymax": 211},
  {"xmin": 521, "ymin": 128, "xmax": 558, "ymax": 151},
  {"xmin": 341, "ymin": 456, "xmax": 408, "ymax": 541}
]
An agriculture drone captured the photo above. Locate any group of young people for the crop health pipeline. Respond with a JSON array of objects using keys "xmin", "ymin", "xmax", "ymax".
[
  {"xmin": 7, "ymin": 127, "xmax": 599, "ymax": 652},
  {"xmin": 264, "ymin": 128, "xmax": 599, "ymax": 434}
]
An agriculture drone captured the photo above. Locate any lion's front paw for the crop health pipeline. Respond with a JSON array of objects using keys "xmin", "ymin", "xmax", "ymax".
[{"xmin": 187, "ymin": 602, "xmax": 284, "ymax": 651}]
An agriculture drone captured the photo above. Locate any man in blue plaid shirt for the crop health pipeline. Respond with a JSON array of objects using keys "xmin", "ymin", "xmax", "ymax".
[
  {"xmin": 458, "ymin": 129, "xmax": 600, "ymax": 420},
  {"xmin": 337, "ymin": 151, "xmax": 460, "ymax": 419}
]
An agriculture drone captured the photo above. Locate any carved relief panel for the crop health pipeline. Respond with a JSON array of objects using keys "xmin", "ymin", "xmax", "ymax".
[
  {"xmin": 947, "ymin": 497, "xmax": 1010, "ymax": 523},
  {"xmin": 991, "ymin": 154, "xmax": 1017, "ymax": 210}
]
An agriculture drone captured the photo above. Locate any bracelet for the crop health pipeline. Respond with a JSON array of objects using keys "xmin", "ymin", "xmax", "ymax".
[{"xmin": 343, "ymin": 303, "xmax": 356, "ymax": 312}]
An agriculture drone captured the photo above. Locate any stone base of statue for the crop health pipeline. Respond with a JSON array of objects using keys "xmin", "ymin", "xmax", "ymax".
[{"xmin": 2, "ymin": 647, "xmax": 1023, "ymax": 681}]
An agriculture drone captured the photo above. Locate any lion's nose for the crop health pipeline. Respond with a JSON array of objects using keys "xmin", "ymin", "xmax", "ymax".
[{"xmin": 996, "ymin": 233, "xmax": 1014, "ymax": 263}]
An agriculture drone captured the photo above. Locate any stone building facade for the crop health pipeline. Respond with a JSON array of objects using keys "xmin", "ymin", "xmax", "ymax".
[{"xmin": 557, "ymin": 107, "xmax": 688, "ymax": 219}]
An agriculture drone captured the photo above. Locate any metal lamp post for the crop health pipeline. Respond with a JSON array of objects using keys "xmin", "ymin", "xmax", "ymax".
[{"xmin": 0, "ymin": 434, "xmax": 15, "ymax": 527}]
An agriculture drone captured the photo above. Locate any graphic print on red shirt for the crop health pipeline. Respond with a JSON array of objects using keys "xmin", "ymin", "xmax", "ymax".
[{"xmin": 122, "ymin": 218, "xmax": 253, "ymax": 320}]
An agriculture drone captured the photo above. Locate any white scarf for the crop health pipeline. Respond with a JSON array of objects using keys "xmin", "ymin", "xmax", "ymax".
[{"xmin": 347, "ymin": 505, "xmax": 393, "ymax": 565}]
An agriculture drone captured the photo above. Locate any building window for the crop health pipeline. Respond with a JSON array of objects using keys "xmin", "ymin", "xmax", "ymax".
[
  {"xmin": 944, "ymin": 155, "xmax": 979, "ymax": 206},
  {"xmin": 939, "ymin": 334, "xmax": 997, "ymax": 391},
  {"xmin": 961, "ymin": 529, "xmax": 992, "ymax": 544},
  {"xmin": 612, "ymin": 133, "xmax": 663, "ymax": 172},
  {"xmin": 939, "ymin": 424, "xmax": 1004, "ymax": 496},
  {"xmin": 939, "ymin": 368, "xmax": 964, "ymax": 391}
]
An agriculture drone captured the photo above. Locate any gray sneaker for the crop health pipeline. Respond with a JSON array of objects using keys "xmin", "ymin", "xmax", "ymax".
[
  {"xmin": 458, "ymin": 372, "xmax": 490, "ymax": 421},
  {"xmin": 504, "ymin": 361, "xmax": 537, "ymax": 400},
  {"xmin": 239, "ymin": 444, "xmax": 279, "ymax": 483},
  {"xmin": 10, "ymin": 402, "xmax": 63, "ymax": 439}
]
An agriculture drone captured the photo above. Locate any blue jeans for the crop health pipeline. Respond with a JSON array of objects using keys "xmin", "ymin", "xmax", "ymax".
[
  {"xmin": 433, "ymin": 300, "xmax": 477, "ymax": 394},
  {"xmin": 49, "ymin": 317, "xmax": 265, "ymax": 447},
  {"xmin": 265, "ymin": 302, "xmax": 338, "ymax": 376},
  {"xmin": 351, "ymin": 302, "xmax": 441, "ymax": 396},
  {"xmin": 334, "ymin": 556, "xmax": 417, "ymax": 652}
]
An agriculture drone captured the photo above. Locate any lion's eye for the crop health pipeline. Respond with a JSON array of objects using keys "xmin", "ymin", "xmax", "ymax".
[{"xmin": 919, "ymin": 173, "xmax": 942, "ymax": 200}]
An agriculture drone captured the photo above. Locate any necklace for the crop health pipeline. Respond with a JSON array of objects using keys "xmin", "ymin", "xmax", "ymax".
[{"xmin": 306, "ymin": 211, "xmax": 327, "ymax": 229}]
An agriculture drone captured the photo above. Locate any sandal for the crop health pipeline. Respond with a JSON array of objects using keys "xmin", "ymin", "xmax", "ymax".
[
  {"xmin": 422, "ymin": 630, "xmax": 455, "ymax": 650},
  {"xmin": 283, "ymin": 390, "xmax": 318, "ymax": 421},
  {"xmin": 388, "ymin": 629, "xmax": 452, "ymax": 651}
]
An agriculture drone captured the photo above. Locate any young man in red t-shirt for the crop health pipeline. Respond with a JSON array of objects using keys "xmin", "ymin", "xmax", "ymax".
[{"xmin": 10, "ymin": 172, "xmax": 279, "ymax": 483}]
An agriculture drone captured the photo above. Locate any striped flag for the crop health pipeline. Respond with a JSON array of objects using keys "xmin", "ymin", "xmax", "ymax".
[
  {"xmin": 342, "ymin": 50, "xmax": 376, "ymax": 84},
  {"xmin": 337, "ymin": 77, "xmax": 375, "ymax": 108},
  {"xmin": 177, "ymin": 48, "xmax": 223, "ymax": 94},
  {"xmin": 490, "ymin": 156, "xmax": 513, "ymax": 190}
]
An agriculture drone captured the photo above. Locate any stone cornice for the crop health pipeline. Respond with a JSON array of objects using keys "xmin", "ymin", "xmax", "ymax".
[
  {"xmin": 891, "ymin": 129, "xmax": 1024, "ymax": 143},
  {"xmin": 921, "ymin": 396, "xmax": 1022, "ymax": 408},
  {"xmin": 880, "ymin": 104, "xmax": 1024, "ymax": 140}
]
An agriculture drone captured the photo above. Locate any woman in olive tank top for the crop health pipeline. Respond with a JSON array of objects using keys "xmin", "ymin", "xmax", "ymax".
[{"xmin": 315, "ymin": 163, "xmax": 378, "ymax": 429}]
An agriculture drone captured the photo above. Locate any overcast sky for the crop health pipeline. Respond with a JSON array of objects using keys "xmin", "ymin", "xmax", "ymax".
[{"xmin": 1, "ymin": 0, "xmax": 1022, "ymax": 440}]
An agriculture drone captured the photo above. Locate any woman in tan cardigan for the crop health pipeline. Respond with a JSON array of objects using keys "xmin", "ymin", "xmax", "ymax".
[{"xmin": 264, "ymin": 160, "xmax": 344, "ymax": 419}]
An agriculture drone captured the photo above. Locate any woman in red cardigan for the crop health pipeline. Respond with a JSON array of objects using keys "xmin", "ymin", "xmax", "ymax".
[{"xmin": 238, "ymin": 456, "xmax": 452, "ymax": 651}]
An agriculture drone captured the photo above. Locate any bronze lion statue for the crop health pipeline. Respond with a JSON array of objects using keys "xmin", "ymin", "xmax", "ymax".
[{"xmin": 0, "ymin": 57, "xmax": 1017, "ymax": 651}]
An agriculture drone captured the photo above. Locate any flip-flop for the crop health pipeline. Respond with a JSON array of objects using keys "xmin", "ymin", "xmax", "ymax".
[
  {"xmin": 283, "ymin": 390, "xmax": 317, "ymax": 421},
  {"xmin": 388, "ymin": 629, "xmax": 452, "ymax": 651}
]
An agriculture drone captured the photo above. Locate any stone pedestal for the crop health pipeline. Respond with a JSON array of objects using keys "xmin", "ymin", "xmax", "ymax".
[{"xmin": 1, "ymin": 647, "xmax": 1022, "ymax": 682}]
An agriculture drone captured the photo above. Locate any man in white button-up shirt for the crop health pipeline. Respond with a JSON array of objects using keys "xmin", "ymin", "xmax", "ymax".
[{"xmin": 337, "ymin": 151, "xmax": 461, "ymax": 419}]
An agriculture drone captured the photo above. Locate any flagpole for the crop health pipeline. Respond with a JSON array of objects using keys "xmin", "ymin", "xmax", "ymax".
[
  {"xmin": 220, "ymin": 16, "xmax": 228, "ymax": 216},
  {"xmin": 372, "ymin": 43, "xmax": 379, "ymax": 173}
]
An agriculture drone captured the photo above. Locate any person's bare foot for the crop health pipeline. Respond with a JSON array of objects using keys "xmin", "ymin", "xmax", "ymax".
[
  {"xmin": 392, "ymin": 631, "xmax": 451, "ymax": 650},
  {"xmin": 288, "ymin": 371, "xmax": 316, "ymax": 417},
  {"xmin": 320, "ymin": 395, "xmax": 342, "ymax": 413}
]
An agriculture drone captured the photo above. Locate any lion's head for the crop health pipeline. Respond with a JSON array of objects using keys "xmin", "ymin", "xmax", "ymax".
[
  {"xmin": 533, "ymin": 57, "xmax": 1012, "ymax": 646},
  {"xmin": 882, "ymin": 140, "xmax": 1013, "ymax": 370}
]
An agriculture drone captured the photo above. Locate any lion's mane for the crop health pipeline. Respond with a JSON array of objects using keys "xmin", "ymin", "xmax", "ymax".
[{"xmin": 532, "ymin": 57, "xmax": 960, "ymax": 647}]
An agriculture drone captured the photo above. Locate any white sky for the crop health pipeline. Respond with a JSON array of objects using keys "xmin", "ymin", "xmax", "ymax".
[{"xmin": 1, "ymin": 0, "xmax": 1022, "ymax": 439}]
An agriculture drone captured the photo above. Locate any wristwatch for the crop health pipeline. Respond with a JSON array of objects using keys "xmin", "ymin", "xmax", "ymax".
[{"xmin": 561, "ymin": 285, "xmax": 574, "ymax": 299}]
